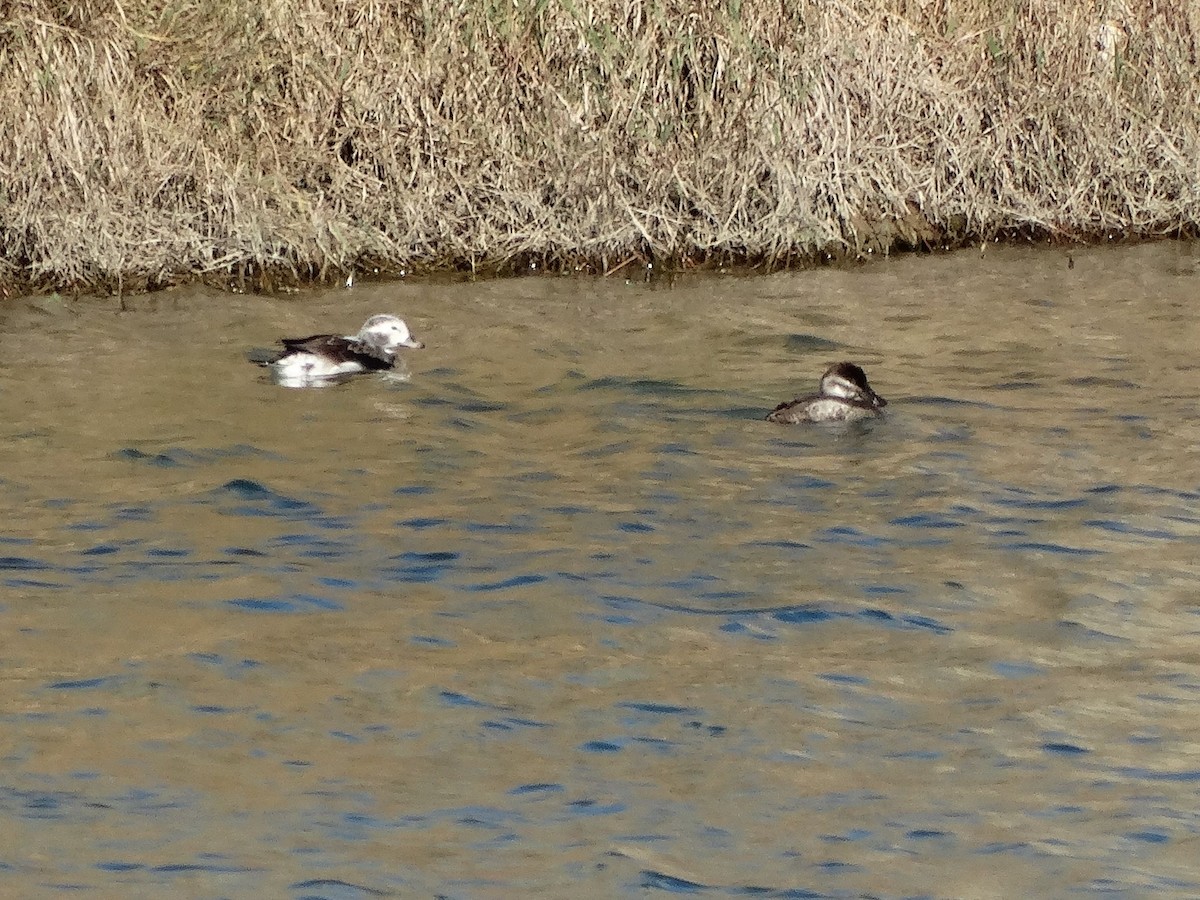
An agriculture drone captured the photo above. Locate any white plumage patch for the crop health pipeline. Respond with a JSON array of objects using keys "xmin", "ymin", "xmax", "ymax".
[{"xmin": 270, "ymin": 353, "xmax": 368, "ymax": 388}]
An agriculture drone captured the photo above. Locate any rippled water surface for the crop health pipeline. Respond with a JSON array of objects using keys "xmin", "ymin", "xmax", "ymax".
[{"xmin": 2, "ymin": 242, "xmax": 1200, "ymax": 897}]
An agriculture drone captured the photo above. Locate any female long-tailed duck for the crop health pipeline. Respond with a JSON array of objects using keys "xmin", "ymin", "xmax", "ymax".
[
  {"xmin": 255, "ymin": 314, "xmax": 424, "ymax": 387},
  {"xmin": 767, "ymin": 362, "xmax": 887, "ymax": 424}
]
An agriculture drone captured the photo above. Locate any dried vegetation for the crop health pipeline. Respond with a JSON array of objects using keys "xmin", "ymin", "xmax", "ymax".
[{"xmin": 2, "ymin": 0, "xmax": 1199, "ymax": 292}]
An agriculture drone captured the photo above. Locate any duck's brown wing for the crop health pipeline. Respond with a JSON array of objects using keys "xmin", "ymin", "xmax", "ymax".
[
  {"xmin": 278, "ymin": 333, "xmax": 342, "ymax": 353},
  {"xmin": 273, "ymin": 334, "xmax": 393, "ymax": 371},
  {"xmin": 765, "ymin": 395, "xmax": 814, "ymax": 424}
]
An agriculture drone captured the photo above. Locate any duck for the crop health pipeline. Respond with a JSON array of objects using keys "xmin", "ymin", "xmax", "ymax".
[
  {"xmin": 767, "ymin": 362, "xmax": 887, "ymax": 424},
  {"xmin": 254, "ymin": 314, "xmax": 424, "ymax": 387}
]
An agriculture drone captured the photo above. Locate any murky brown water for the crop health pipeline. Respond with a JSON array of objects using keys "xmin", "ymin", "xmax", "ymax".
[{"xmin": 2, "ymin": 242, "xmax": 1199, "ymax": 897}]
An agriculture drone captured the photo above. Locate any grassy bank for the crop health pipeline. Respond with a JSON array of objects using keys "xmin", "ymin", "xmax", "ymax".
[{"xmin": 3, "ymin": 0, "xmax": 1199, "ymax": 293}]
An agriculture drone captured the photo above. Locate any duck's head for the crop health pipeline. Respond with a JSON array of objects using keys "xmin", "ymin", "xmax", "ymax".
[
  {"xmin": 358, "ymin": 314, "xmax": 425, "ymax": 355},
  {"xmin": 819, "ymin": 362, "xmax": 886, "ymax": 409}
]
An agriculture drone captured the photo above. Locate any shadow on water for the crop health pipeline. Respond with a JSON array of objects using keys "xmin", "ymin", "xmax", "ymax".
[{"xmin": 1, "ymin": 242, "xmax": 1200, "ymax": 895}]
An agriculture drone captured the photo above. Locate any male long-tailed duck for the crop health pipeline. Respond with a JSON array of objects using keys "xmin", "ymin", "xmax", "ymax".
[
  {"xmin": 255, "ymin": 314, "xmax": 424, "ymax": 387},
  {"xmin": 767, "ymin": 362, "xmax": 887, "ymax": 424}
]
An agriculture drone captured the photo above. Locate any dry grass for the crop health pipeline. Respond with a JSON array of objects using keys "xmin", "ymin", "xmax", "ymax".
[{"xmin": 2, "ymin": 0, "xmax": 1199, "ymax": 292}]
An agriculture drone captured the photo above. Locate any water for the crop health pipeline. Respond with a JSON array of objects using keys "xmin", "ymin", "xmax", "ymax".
[{"xmin": 2, "ymin": 242, "xmax": 1199, "ymax": 897}]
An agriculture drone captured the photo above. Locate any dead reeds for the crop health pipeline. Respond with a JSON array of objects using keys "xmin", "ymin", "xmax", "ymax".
[{"xmin": 2, "ymin": 0, "xmax": 1198, "ymax": 292}]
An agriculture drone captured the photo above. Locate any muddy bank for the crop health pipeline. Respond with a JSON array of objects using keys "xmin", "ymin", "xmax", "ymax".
[{"xmin": 3, "ymin": 1, "xmax": 1199, "ymax": 294}]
